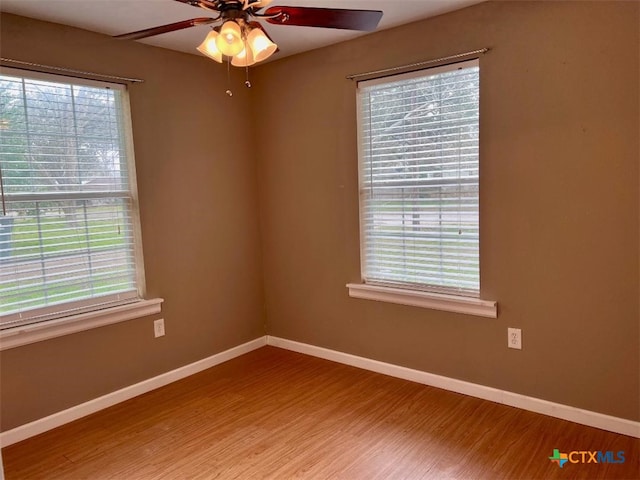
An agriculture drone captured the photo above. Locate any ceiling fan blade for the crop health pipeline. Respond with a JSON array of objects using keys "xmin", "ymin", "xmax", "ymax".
[
  {"xmin": 263, "ymin": 6, "xmax": 382, "ymax": 31},
  {"xmin": 114, "ymin": 18, "xmax": 217, "ymax": 40}
]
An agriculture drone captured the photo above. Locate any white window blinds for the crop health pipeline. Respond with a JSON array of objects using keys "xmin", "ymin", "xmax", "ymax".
[
  {"xmin": 357, "ymin": 60, "xmax": 480, "ymax": 296},
  {"xmin": 0, "ymin": 68, "xmax": 144, "ymax": 328}
]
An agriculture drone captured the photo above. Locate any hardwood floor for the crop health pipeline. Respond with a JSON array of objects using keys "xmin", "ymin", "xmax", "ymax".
[{"xmin": 2, "ymin": 346, "xmax": 639, "ymax": 479}]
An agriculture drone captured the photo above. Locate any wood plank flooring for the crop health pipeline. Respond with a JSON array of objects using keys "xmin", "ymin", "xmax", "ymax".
[{"xmin": 2, "ymin": 346, "xmax": 639, "ymax": 479}]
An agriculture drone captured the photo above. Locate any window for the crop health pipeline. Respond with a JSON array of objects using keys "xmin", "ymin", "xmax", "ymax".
[
  {"xmin": 0, "ymin": 68, "xmax": 153, "ymax": 334},
  {"xmin": 350, "ymin": 59, "xmax": 495, "ymax": 316}
]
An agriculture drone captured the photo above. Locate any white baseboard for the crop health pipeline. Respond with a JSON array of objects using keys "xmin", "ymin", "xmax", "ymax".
[
  {"xmin": 0, "ymin": 336, "xmax": 267, "ymax": 448},
  {"xmin": 266, "ymin": 335, "xmax": 640, "ymax": 438},
  {"xmin": 3, "ymin": 334, "xmax": 638, "ymax": 448}
]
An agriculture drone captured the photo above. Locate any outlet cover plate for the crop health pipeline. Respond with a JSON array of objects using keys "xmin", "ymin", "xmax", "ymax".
[
  {"xmin": 508, "ymin": 327, "xmax": 522, "ymax": 349},
  {"xmin": 154, "ymin": 319, "xmax": 165, "ymax": 338}
]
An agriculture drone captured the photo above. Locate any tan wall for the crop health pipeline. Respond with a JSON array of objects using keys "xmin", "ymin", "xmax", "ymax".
[
  {"xmin": 252, "ymin": 0, "xmax": 640, "ymax": 421},
  {"xmin": 0, "ymin": 14, "xmax": 265, "ymax": 430},
  {"xmin": 1, "ymin": 0, "xmax": 638, "ymax": 431}
]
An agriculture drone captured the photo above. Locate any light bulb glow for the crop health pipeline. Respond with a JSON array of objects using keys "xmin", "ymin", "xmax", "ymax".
[
  {"xmin": 216, "ymin": 21, "xmax": 244, "ymax": 56},
  {"xmin": 196, "ymin": 30, "xmax": 223, "ymax": 63},
  {"xmin": 247, "ymin": 28, "xmax": 277, "ymax": 63}
]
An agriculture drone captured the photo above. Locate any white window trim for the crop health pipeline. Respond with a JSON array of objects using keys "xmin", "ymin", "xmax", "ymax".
[
  {"xmin": 354, "ymin": 59, "xmax": 495, "ymax": 315},
  {"xmin": 0, "ymin": 67, "xmax": 150, "ymax": 332},
  {"xmin": 347, "ymin": 283, "xmax": 496, "ymax": 318},
  {"xmin": 0, "ymin": 297, "xmax": 163, "ymax": 351},
  {"xmin": 356, "ymin": 59, "xmax": 481, "ymax": 297}
]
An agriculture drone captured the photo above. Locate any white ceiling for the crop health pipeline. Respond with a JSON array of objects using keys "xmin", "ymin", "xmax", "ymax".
[{"xmin": 1, "ymin": 0, "xmax": 483, "ymax": 61}]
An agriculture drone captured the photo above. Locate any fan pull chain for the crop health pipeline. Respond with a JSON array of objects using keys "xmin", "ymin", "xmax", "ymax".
[
  {"xmin": 225, "ymin": 56, "xmax": 233, "ymax": 97},
  {"xmin": 245, "ymin": 66, "xmax": 251, "ymax": 88},
  {"xmin": 242, "ymin": 36, "xmax": 251, "ymax": 88}
]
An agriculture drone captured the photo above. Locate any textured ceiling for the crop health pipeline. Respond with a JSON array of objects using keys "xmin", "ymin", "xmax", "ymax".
[{"xmin": 1, "ymin": 0, "xmax": 484, "ymax": 61}]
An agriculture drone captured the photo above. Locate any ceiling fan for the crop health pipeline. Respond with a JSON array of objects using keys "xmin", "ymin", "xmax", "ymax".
[{"xmin": 115, "ymin": 0, "xmax": 383, "ymax": 68}]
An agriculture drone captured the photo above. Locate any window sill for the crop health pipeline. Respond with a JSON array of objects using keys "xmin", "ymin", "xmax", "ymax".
[
  {"xmin": 0, "ymin": 298, "xmax": 164, "ymax": 351},
  {"xmin": 346, "ymin": 283, "xmax": 497, "ymax": 318}
]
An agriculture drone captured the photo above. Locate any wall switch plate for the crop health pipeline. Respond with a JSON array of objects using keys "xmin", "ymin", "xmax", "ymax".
[
  {"xmin": 154, "ymin": 319, "xmax": 165, "ymax": 338},
  {"xmin": 508, "ymin": 327, "xmax": 522, "ymax": 349}
]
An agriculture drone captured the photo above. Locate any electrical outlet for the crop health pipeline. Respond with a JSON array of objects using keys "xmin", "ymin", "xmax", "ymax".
[
  {"xmin": 508, "ymin": 327, "xmax": 522, "ymax": 349},
  {"xmin": 154, "ymin": 319, "xmax": 165, "ymax": 338}
]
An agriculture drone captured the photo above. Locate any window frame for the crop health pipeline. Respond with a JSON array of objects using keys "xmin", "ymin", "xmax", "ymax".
[
  {"xmin": 350, "ymin": 59, "xmax": 496, "ymax": 317},
  {"xmin": 0, "ymin": 67, "xmax": 161, "ymax": 347}
]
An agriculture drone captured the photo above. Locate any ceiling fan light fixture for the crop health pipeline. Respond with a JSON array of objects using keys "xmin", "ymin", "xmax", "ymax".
[
  {"xmin": 114, "ymin": 1, "xmax": 384, "ymax": 90},
  {"xmin": 196, "ymin": 30, "xmax": 223, "ymax": 63},
  {"xmin": 231, "ymin": 46, "xmax": 256, "ymax": 67},
  {"xmin": 216, "ymin": 20, "xmax": 244, "ymax": 56},
  {"xmin": 247, "ymin": 27, "xmax": 277, "ymax": 63}
]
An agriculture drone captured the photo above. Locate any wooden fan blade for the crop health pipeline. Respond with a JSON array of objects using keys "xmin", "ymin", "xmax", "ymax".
[
  {"xmin": 263, "ymin": 6, "xmax": 382, "ymax": 31},
  {"xmin": 114, "ymin": 17, "xmax": 217, "ymax": 40}
]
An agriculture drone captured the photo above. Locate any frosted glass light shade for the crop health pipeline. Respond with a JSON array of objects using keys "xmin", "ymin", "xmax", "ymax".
[
  {"xmin": 231, "ymin": 46, "xmax": 256, "ymax": 67},
  {"xmin": 196, "ymin": 31, "xmax": 223, "ymax": 63},
  {"xmin": 247, "ymin": 28, "xmax": 277, "ymax": 62},
  {"xmin": 216, "ymin": 21, "xmax": 244, "ymax": 56}
]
